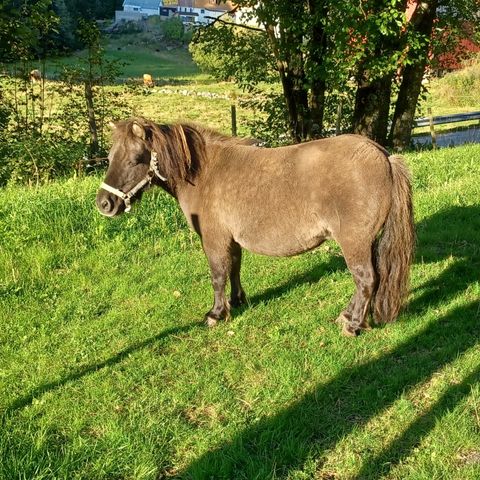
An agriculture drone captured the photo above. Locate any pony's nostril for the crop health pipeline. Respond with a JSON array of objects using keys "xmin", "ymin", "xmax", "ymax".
[{"xmin": 97, "ymin": 195, "xmax": 114, "ymax": 214}]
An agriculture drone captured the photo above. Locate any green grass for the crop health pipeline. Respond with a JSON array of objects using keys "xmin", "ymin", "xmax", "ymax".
[
  {"xmin": 1, "ymin": 144, "xmax": 479, "ymax": 479},
  {"xmin": 40, "ymin": 43, "xmax": 200, "ymax": 81}
]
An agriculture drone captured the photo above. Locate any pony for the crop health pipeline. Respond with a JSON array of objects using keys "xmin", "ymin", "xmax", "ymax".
[{"xmin": 96, "ymin": 117, "xmax": 415, "ymax": 336}]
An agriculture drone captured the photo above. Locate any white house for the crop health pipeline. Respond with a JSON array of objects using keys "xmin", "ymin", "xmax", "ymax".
[
  {"xmin": 176, "ymin": 0, "xmax": 234, "ymax": 25},
  {"xmin": 122, "ymin": 0, "xmax": 161, "ymax": 16}
]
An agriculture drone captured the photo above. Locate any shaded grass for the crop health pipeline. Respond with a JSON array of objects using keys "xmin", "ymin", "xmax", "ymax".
[{"xmin": 0, "ymin": 145, "xmax": 479, "ymax": 479}]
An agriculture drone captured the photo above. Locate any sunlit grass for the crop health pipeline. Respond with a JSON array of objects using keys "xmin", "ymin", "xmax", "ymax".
[{"xmin": 0, "ymin": 144, "xmax": 479, "ymax": 479}]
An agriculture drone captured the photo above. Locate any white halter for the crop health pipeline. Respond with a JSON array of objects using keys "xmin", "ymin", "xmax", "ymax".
[{"xmin": 100, "ymin": 151, "xmax": 167, "ymax": 213}]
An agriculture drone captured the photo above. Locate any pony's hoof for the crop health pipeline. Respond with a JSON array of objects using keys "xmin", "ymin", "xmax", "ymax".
[
  {"xmin": 229, "ymin": 298, "xmax": 245, "ymax": 309},
  {"xmin": 229, "ymin": 293, "xmax": 247, "ymax": 308},
  {"xmin": 342, "ymin": 323, "xmax": 359, "ymax": 337},
  {"xmin": 205, "ymin": 316, "xmax": 218, "ymax": 327},
  {"xmin": 359, "ymin": 321, "xmax": 372, "ymax": 331}
]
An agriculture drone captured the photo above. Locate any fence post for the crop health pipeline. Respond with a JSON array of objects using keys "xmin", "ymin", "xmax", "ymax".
[
  {"xmin": 230, "ymin": 92, "xmax": 237, "ymax": 137},
  {"xmin": 428, "ymin": 107, "xmax": 437, "ymax": 149},
  {"xmin": 231, "ymin": 104, "xmax": 237, "ymax": 137}
]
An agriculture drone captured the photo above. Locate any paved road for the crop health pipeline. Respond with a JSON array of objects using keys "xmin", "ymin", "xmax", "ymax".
[{"xmin": 412, "ymin": 126, "xmax": 480, "ymax": 148}]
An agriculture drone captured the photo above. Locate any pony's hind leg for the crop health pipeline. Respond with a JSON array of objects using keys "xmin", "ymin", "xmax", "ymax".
[
  {"xmin": 229, "ymin": 241, "xmax": 246, "ymax": 308},
  {"xmin": 337, "ymin": 244, "xmax": 377, "ymax": 336}
]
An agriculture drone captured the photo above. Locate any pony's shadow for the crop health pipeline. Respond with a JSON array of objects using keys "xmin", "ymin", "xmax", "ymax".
[
  {"xmin": 238, "ymin": 254, "xmax": 347, "ymax": 311},
  {"xmin": 177, "ymin": 204, "xmax": 480, "ymax": 479},
  {"xmin": 3, "ymin": 255, "xmax": 346, "ymax": 415}
]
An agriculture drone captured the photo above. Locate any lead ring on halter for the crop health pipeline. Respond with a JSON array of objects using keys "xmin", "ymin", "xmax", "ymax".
[{"xmin": 100, "ymin": 151, "xmax": 167, "ymax": 213}]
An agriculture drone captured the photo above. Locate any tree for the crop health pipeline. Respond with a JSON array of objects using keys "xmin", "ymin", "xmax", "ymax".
[
  {"xmin": 60, "ymin": 19, "xmax": 122, "ymax": 157},
  {"xmin": 349, "ymin": 0, "xmax": 408, "ymax": 144},
  {"xmin": 192, "ymin": 0, "xmax": 479, "ymax": 147},
  {"xmin": 0, "ymin": 0, "xmax": 58, "ymax": 63},
  {"xmin": 389, "ymin": 0, "xmax": 439, "ymax": 150}
]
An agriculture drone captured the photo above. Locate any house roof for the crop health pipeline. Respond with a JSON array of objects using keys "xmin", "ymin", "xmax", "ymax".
[{"xmin": 123, "ymin": 0, "xmax": 160, "ymax": 9}]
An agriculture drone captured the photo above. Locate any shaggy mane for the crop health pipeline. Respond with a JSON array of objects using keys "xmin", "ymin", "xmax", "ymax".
[{"xmin": 114, "ymin": 117, "xmax": 256, "ymax": 185}]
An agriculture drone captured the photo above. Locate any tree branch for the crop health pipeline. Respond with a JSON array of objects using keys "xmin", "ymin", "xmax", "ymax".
[{"xmin": 203, "ymin": 15, "xmax": 266, "ymax": 33}]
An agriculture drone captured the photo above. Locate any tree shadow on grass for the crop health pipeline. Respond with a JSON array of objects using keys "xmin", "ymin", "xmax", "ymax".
[
  {"xmin": 356, "ymin": 363, "xmax": 480, "ymax": 479},
  {"xmin": 3, "ymin": 322, "xmax": 200, "ymax": 415},
  {"xmin": 176, "ymin": 205, "xmax": 480, "ymax": 479}
]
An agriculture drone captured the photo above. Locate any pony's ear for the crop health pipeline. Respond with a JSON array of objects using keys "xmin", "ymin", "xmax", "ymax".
[
  {"xmin": 108, "ymin": 121, "xmax": 116, "ymax": 130},
  {"xmin": 132, "ymin": 122, "xmax": 146, "ymax": 139}
]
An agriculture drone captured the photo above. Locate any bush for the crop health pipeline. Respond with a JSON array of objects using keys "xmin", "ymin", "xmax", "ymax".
[
  {"xmin": 0, "ymin": 135, "xmax": 85, "ymax": 186},
  {"xmin": 0, "ymin": 71, "xmax": 132, "ymax": 186},
  {"xmin": 162, "ymin": 17, "xmax": 185, "ymax": 43}
]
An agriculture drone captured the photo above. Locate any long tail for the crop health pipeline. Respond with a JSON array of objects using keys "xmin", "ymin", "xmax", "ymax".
[{"xmin": 373, "ymin": 154, "xmax": 415, "ymax": 323}]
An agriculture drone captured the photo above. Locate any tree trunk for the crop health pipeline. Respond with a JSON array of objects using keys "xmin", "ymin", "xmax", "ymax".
[
  {"xmin": 307, "ymin": 0, "xmax": 328, "ymax": 137},
  {"xmin": 389, "ymin": 61, "xmax": 426, "ymax": 150},
  {"xmin": 265, "ymin": 23, "xmax": 309, "ymax": 142},
  {"xmin": 309, "ymin": 79, "xmax": 326, "ymax": 137},
  {"xmin": 389, "ymin": 0, "xmax": 439, "ymax": 150},
  {"xmin": 351, "ymin": 0, "xmax": 409, "ymax": 146},
  {"xmin": 84, "ymin": 80, "xmax": 99, "ymax": 157},
  {"xmin": 352, "ymin": 72, "xmax": 392, "ymax": 145}
]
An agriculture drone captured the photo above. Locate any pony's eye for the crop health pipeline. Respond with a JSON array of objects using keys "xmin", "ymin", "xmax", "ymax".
[{"xmin": 127, "ymin": 157, "xmax": 140, "ymax": 167}]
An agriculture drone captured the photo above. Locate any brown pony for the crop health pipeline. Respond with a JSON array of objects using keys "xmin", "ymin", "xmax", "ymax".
[{"xmin": 96, "ymin": 117, "xmax": 415, "ymax": 336}]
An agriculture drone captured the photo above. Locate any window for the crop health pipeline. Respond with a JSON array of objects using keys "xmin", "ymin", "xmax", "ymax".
[{"xmin": 200, "ymin": 9, "xmax": 205, "ymax": 13}]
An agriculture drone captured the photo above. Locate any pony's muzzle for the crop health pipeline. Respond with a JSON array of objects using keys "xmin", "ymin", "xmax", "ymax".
[{"xmin": 96, "ymin": 190, "xmax": 123, "ymax": 217}]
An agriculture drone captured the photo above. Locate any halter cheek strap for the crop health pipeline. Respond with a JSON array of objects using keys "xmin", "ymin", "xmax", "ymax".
[{"xmin": 100, "ymin": 151, "xmax": 167, "ymax": 213}]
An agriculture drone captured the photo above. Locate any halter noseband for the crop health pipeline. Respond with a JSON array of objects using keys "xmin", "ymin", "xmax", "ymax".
[{"xmin": 100, "ymin": 151, "xmax": 167, "ymax": 213}]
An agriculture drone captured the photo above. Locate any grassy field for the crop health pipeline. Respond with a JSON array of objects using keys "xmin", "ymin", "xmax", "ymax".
[
  {"xmin": 0, "ymin": 141, "xmax": 479, "ymax": 478},
  {"xmin": 413, "ymin": 56, "xmax": 480, "ymax": 136},
  {"xmin": 18, "ymin": 38, "xmax": 480, "ymax": 143},
  {"xmin": 42, "ymin": 41, "xmax": 200, "ymax": 81}
]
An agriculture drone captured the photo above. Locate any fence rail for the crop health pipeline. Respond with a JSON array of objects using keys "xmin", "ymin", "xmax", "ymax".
[
  {"xmin": 414, "ymin": 111, "xmax": 480, "ymax": 128},
  {"xmin": 413, "ymin": 109, "xmax": 480, "ymax": 148}
]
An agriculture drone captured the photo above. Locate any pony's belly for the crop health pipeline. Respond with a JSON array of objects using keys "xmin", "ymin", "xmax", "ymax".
[{"xmin": 235, "ymin": 228, "xmax": 329, "ymax": 257}]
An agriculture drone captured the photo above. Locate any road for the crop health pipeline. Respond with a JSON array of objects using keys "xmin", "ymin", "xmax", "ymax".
[{"xmin": 412, "ymin": 126, "xmax": 480, "ymax": 148}]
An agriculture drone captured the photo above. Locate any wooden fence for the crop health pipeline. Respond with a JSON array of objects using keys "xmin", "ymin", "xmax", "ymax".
[{"xmin": 413, "ymin": 109, "xmax": 480, "ymax": 148}]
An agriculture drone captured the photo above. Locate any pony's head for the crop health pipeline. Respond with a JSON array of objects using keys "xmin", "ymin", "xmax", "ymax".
[{"xmin": 96, "ymin": 118, "xmax": 204, "ymax": 217}]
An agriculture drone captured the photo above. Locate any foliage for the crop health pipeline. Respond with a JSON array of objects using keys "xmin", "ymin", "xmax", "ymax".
[
  {"xmin": 162, "ymin": 17, "xmax": 185, "ymax": 43},
  {"xmin": 0, "ymin": 19, "xmax": 130, "ymax": 186},
  {"xmin": 0, "ymin": 145, "xmax": 479, "ymax": 478},
  {"xmin": 0, "ymin": 74, "xmax": 132, "ymax": 186},
  {"xmin": 0, "ymin": 134, "xmax": 84, "ymax": 186},
  {"xmin": 0, "ymin": 0, "xmax": 59, "ymax": 62},
  {"xmin": 190, "ymin": 19, "xmax": 276, "ymax": 86},
  {"xmin": 240, "ymin": 89, "xmax": 290, "ymax": 146},
  {"xmin": 191, "ymin": 0, "xmax": 479, "ymax": 147}
]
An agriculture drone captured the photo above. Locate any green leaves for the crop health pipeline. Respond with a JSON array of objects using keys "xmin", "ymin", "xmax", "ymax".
[{"xmin": 0, "ymin": 0, "xmax": 59, "ymax": 62}]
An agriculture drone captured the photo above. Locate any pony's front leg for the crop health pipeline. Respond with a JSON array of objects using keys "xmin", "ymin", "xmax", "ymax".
[
  {"xmin": 203, "ymin": 240, "xmax": 232, "ymax": 327},
  {"xmin": 229, "ymin": 241, "xmax": 246, "ymax": 308}
]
